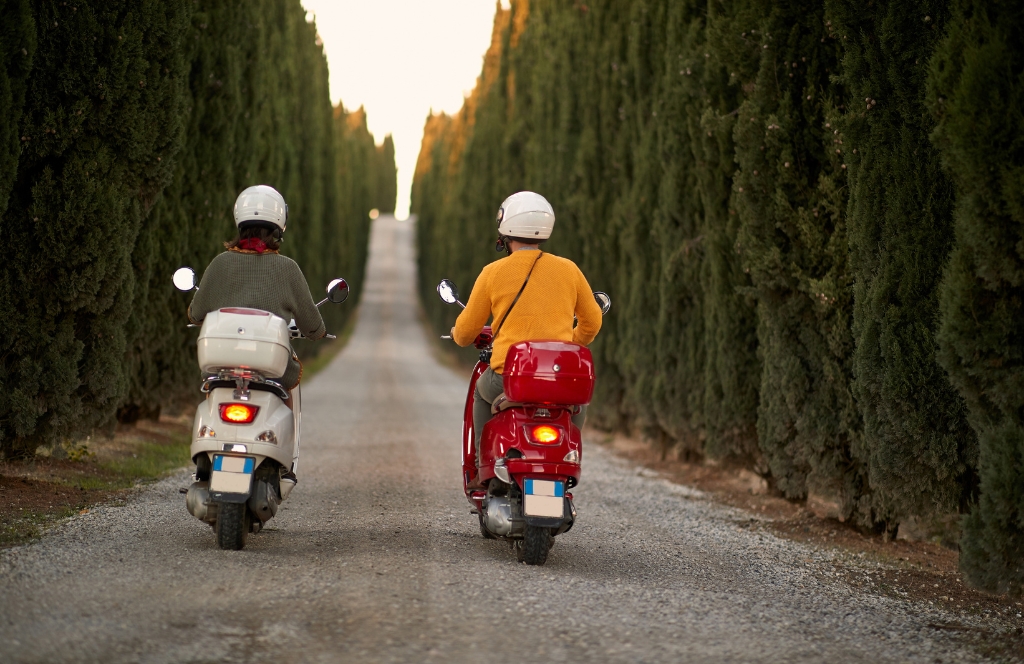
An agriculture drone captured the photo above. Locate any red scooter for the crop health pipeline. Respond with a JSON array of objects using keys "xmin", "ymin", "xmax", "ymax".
[{"xmin": 437, "ymin": 279, "xmax": 610, "ymax": 565}]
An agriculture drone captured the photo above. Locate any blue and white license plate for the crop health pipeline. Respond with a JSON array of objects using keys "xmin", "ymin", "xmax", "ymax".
[
  {"xmin": 522, "ymin": 479, "xmax": 565, "ymax": 518},
  {"xmin": 209, "ymin": 454, "xmax": 255, "ymax": 494}
]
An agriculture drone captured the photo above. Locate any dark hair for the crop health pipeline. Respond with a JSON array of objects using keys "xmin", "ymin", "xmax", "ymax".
[
  {"xmin": 506, "ymin": 236, "xmax": 545, "ymax": 245},
  {"xmin": 224, "ymin": 223, "xmax": 281, "ymax": 251}
]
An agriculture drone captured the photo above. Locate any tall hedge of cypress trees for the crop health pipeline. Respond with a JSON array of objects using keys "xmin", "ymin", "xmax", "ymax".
[
  {"xmin": 123, "ymin": 3, "xmax": 389, "ymax": 421},
  {"xmin": 826, "ymin": 0, "xmax": 977, "ymax": 529},
  {"xmin": 928, "ymin": 0, "xmax": 1024, "ymax": 595},
  {"xmin": 121, "ymin": 1, "xmax": 255, "ymax": 421},
  {"xmin": 0, "ymin": 1, "xmax": 393, "ymax": 451},
  {"xmin": 413, "ymin": 0, "xmax": 1023, "ymax": 590},
  {"xmin": 723, "ymin": 1, "xmax": 863, "ymax": 515},
  {"xmin": 375, "ymin": 135, "xmax": 397, "ymax": 214},
  {"xmin": 0, "ymin": 0, "xmax": 194, "ymax": 455},
  {"xmin": 0, "ymin": 0, "xmax": 34, "ymax": 219}
]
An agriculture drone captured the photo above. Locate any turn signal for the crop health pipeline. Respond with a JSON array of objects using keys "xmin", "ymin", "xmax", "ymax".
[
  {"xmin": 255, "ymin": 430, "xmax": 277, "ymax": 444},
  {"xmin": 219, "ymin": 403, "xmax": 259, "ymax": 424},
  {"xmin": 528, "ymin": 425, "xmax": 562, "ymax": 445}
]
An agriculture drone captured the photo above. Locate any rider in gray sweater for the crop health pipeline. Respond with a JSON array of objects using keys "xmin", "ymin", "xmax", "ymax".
[{"xmin": 188, "ymin": 185, "xmax": 325, "ymax": 392}]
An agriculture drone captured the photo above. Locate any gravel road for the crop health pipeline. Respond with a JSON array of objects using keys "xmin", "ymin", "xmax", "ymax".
[{"xmin": 0, "ymin": 215, "xmax": 995, "ymax": 663}]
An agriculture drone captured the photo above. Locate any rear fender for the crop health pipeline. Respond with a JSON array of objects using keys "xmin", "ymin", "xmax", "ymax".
[
  {"xmin": 523, "ymin": 496, "xmax": 576, "ymax": 534},
  {"xmin": 191, "ymin": 387, "xmax": 294, "ymax": 469}
]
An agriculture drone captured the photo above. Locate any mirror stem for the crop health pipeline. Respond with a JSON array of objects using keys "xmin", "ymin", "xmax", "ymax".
[{"xmin": 315, "ymin": 297, "xmax": 328, "ymax": 307}]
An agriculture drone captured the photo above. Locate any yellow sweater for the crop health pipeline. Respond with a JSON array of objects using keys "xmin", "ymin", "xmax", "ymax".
[{"xmin": 454, "ymin": 249, "xmax": 602, "ymax": 373}]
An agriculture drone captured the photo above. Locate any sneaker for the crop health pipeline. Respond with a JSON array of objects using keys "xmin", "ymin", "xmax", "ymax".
[{"xmin": 280, "ymin": 471, "xmax": 297, "ymax": 500}]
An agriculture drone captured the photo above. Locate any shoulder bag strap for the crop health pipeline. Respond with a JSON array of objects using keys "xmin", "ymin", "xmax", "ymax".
[{"xmin": 492, "ymin": 251, "xmax": 543, "ymax": 342}]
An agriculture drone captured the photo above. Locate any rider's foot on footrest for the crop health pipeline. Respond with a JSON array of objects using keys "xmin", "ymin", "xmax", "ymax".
[
  {"xmin": 466, "ymin": 476, "xmax": 486, "ymax": 490},
  {"xmin": 279, "ymin": 471, "xmax": 298, "ymax": 501}
]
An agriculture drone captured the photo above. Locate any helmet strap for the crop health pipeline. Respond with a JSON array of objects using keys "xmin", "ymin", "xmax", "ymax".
[{"xmin": 495, "ymin": 236, "xmax": 508, "ymax": 254}]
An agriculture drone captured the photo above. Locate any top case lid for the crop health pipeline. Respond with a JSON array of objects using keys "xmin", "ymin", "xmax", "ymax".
[
  {"xmin": 503, "ymin": 340, "xmax": 594, "ymax": 379},
  {"xmin": 198, "ymin": 308, "xmax": 291, "ymax": 347}
]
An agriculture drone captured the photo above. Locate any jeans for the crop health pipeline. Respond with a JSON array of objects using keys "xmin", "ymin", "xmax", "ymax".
[{"xmin": 472, "ymin": 367, "xmax": 588, "ymax": 465}]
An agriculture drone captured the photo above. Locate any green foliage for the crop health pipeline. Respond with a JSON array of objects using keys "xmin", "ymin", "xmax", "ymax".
[
  {"xmin": 0, "ymin": 1, "xmax": 392, "ymax": 451},
  {"xmin": 414, "ymin": 0, "xmax": 1023, "ymax": 591},
  {"xmin": 0, "ymin": 0, "xmax": 34, "ymax": 218},
  {"xmin": 0, "ymin": 0, "xmax": 195, "ymax": 455},
  {"xmin": 928, "ymin": 0, "xmax": 1024, "ymax": 595},
  {"xmin": 376, "ymin": 134, "xmax": 397, "ymax": 213},
  {"xmin": 724, "ymin": 1, "xmax": 863, "ymax": 514},
  {"xmin": 414, "ymin": 0, "xmax": 763, "ymax": 457},
  {"xmin": 827, "ymin": 0, "xmax": 977, "ymax": 528}
]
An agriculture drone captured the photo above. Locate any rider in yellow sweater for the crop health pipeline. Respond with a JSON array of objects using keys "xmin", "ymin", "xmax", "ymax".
[{"xmin": 453, "ymin": 192, "xmax": 603, "ymax": 470}]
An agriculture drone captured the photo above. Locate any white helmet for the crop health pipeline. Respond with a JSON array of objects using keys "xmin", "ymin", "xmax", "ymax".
[
  {"xmin": 496, "ymin": 191, "xmax": 555, "ymax": 242},
  {"xmin": 233, "ymin": 185, "xmax": 288, "ymax": 231}
]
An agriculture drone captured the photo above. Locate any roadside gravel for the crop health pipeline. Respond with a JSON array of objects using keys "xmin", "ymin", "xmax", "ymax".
[{"xmin": 0, "ymin": 216, "xmax": 1006, "ymax": 663}]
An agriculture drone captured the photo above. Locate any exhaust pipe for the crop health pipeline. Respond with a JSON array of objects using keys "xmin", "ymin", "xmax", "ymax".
[{"xmin": 185, "ymin": 482, "xmax": 215, "ymax": 523}]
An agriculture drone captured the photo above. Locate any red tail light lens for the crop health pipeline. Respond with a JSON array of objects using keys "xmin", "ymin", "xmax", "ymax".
[
  {"xmin": 219, "ymin": 403, "xmax": 259, "ymax": 424},
  {"xmin": 527, "ymin": 424, "xmax": 562, "ymax": 445}
]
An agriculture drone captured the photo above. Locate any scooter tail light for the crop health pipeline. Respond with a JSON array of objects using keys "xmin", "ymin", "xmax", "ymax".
[
  {"xmin": 527, "ymin": 424, "xmax": 562, "ymax": 445},
  {"xmin": 219, "ymin": 403, "xmax": 259, "ymax": 424}
]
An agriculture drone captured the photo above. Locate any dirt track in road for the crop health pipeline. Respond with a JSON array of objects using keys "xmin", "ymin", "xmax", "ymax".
[{"xmin": 0, "ymin": 215, "xmax": 1008, "ymax": 663}]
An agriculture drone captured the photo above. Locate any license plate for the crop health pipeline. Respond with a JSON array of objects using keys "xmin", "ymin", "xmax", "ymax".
[
  {"xmin": 522, "ymin": 479, "xmax": 565, "ymax": 518},
  {"xmin": 209, "ymin": 455, "xmax": 255, "ymax": 494}
]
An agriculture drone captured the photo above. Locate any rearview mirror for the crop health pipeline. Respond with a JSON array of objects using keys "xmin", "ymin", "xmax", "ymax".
[
  {"xmin": 437, "ymin": 279, "xmax": 461, "ymax": 306},
  {"xmin": 326, "ymin": 278, "xmax": 350, "ymax": 304},
  {"xmin": 173, "ymin": 267, "xmax": 196, "ymax": 292},
  {"xmin": 594, "ymin": 291, "xmax": 611, "ymax": 315}
]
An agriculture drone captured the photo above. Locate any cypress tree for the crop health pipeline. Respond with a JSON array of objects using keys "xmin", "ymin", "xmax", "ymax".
[
  {"xmin": 412, "ymin": 0, "xmax": 1023, "ymax": 592},
  {"xmin": 643, "ymin": 0, "xmax": 713, "ymax": 456},
  {"xmin": 0, "ymin": 0, "xmax": 386, "ymax": 448},
  {"xmin": 0, "ymin": 0, "xmax": 34, "ymax": 218},
  {"xmin": 121, "ymin": 0, "xmax": 255, "ymax": 420},
  {"xmin": 725, "ymin": 1, "xmax": 863, "ymax": 512},
  {"xmin": 0, "ymin": 0, "xmax": 193, "ymax": 454},
  {"xmin": 928, "ymin": 0, "xmax": 1024, "ymax": 594},
  {"xmin": 826, "ymin": 0, "xmax": 976, "ymax": 529},
  {"xmin": 122, "ymin": 2, "xmax": 384, "ymax": 419},
  {"xmin": 376, "ymin": 134, "xmax": 397, "ymax": 213},
  {"xmin": 693, "ymin": 1, "xmax": 760, "ymax": 459}
]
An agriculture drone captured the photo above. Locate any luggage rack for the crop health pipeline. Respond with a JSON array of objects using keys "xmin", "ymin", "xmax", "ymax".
[{"xmin": 201, "ymin": 370, "xmax": 288, "ymax": 401}]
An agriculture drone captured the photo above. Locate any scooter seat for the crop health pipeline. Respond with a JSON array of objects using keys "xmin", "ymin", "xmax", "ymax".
[{"xmin": 490, "ymin": 393, "xmax": 525, "ymax": 415}]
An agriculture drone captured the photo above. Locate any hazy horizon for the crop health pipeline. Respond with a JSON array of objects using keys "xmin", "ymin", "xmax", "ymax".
[{"xmin": 300, "ymin": 0, "xmax": 504, "ymax": 219}]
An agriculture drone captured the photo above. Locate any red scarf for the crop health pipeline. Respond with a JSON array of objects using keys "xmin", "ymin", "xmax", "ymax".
[{"xmin": 238, "ymin": 237, "xmax": 269, "ymax": 254}]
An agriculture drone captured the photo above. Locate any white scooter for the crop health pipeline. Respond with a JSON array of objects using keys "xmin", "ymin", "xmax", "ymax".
[{"xmin": 172, "ymin": 267, "xmax": 349, "ymax": 549}]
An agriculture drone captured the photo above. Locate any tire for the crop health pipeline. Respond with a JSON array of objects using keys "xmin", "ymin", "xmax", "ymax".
[
  {"xmin": 521, "ymin": 525, "xmax": 552, "ymax": 565},
  {"xmin": 478, "ymin": 513, "xmax": 497, "ymax": 540},
  {"xmin": 216, "ymin": 502, "xmax": 249, "ymax": 550}
]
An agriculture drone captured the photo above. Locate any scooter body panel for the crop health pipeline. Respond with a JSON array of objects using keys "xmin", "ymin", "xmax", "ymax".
[
  {"xmin": 477, "ymin": 407, "xmax": 582, "ymax": 484},
  {"xmin": 462, "ymin": 360, "xmax": 488, "ymax": 488},
  {"xmin": 191, "ymin": 387, "xmax": 295, "ymax": 470},
  {"xmin": 462, "ymin": 356, "xmax": 585, "ymax": 539}
]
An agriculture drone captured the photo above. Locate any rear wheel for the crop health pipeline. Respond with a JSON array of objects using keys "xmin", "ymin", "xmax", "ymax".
[
  {"xmin": 521, "ymin": 525, "xmax": 552, "ymax": 565},
  {"xmin": 216, "ymin": 502, "xmax": 249, "ymax": 550}
]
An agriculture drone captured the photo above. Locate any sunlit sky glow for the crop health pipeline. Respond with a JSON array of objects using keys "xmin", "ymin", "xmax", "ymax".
[{"xmin": 300, "ymin": 0, "xmax": 504, "ymax": 219}]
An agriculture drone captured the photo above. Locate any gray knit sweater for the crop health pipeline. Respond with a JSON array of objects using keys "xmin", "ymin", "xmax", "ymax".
[{"xmin": 188, "ymin": 250, "xmax": 325, "ymax": 387}]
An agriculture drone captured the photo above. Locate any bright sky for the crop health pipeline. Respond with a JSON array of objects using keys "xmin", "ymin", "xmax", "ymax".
[{"xmin": 300, "ymin": 0, "xmax": 504, "ymax": 220}]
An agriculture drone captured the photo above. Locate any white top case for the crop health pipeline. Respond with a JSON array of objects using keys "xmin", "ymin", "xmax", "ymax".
[{"xmin": 197, "ymin": 308, "xmax": 291, "ymax": 378}]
